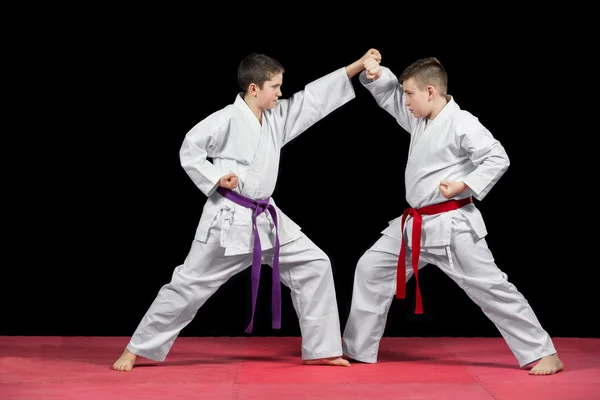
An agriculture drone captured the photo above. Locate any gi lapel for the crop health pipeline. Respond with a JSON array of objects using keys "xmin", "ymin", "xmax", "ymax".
[
  {"xmin": 241, "ymin": 114, "xmax": 269, "ymax": 199},
  {"xmin": 233, "ymin": 95, "xmax": 266, "ymax": 198}
]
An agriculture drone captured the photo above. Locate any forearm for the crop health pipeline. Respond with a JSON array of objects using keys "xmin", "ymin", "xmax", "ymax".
[
  {"xmin": 463, "ymin": 146, "xmax": 510, "ymax": 200},
  {"xmin": 345, "ymin": 58, "xmax": 365, "ymax": 78},
  {"xmin": 458, "ymin": 182, "xmax": 470, "ymax": 193}
]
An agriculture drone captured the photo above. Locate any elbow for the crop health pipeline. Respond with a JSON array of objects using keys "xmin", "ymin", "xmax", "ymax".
[
  {"xmin": 503, "ymin": 153, "xmax": 510, "ymax": 171},
  {"xmin": 493, "ymin": 143, "xmax": 510, "ymax": 171},
  {"xmin": 179, "ymin": 143, "xmax": 188, "ymax": 165},
  {"xmin": 502, "ymin": 155, "xmax": 510, "ymax": 172},
  {"xmin": 179, "ymin": 154, "xmax": 189, "ymax": 169},
  {"xmin": 179, "ymin": 143, "xmax": 194, "ymax": 169}
]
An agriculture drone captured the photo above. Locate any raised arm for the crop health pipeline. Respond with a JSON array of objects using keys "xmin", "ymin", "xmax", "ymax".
[
  {"xmin": 359, "ymin": 58, "xmax": 417, "ymax": 135},
  {"xmin": 345, "ymin": 48, "xmax": 382, "ymax": 78},
  {"xmin": 270, "ymin": 49, "xmax": 387, "ymax": 146}
]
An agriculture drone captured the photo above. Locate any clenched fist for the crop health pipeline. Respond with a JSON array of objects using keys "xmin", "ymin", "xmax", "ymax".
[
  {"xmin": 439, "ymin": 180, "xmax": 467, "ymax": 199},
  {"xmin": 362, "ymin": 48, "xmax": 382, "ymax": 63},
  {"xmin": 218, "ymin": 173, "xmax": 239, "ymax": 189},
  {"xmin": 364, "ymin": 57, "xmax": 382, "ymax": 80}
]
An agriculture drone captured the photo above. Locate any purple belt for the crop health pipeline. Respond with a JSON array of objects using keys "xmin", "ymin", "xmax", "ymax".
[{"xmin": 216, "ymin": 186, "xmax": 281, "ymax": 333}]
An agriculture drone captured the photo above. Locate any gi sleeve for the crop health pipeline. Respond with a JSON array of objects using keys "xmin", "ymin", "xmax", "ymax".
[
  {"xmin": 271, "ymin": 67, "xmax": 356, "ymax": 146},
  {"xmin": 460, "ymin": 122, "xmax": 510, "ymax": 200},
  {"xmin": 179, "ymin": 112, "xmax": 230, "ymax": 197},
  {"xmin": 359, "ymin": 66, "xmax": 417, "ymax": 135}
]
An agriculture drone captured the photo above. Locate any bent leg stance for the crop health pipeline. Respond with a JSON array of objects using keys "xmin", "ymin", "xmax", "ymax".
[
  {"xmin": 342, "ymin": 234, "xmax": 425, "ymax": 363},
  {"xmin": 264, "ymin": 233, "xmax": 344, "ymax": 360},
  {"xmin": 127, "ymin": 228, "xmax": 252, "ymax": 362},
  {"xmin": 432, "ymin": 223, "xmax": 556, "ymax": 367},
  {"xmin": 342, "ymin": 226, "xmax": 556, "ymax": 367}
]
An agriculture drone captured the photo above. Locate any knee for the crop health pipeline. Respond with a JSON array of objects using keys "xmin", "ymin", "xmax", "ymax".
[
  {"xmin": 351, "ymin": 252, "xmax": 393, "ymax": 309},
  {"xmin": 353, "ymin": 251, "xmax": 395, "ymax": 296},
  {"xmin": 165, "ymin": 268, "xmax": 206, "ymax": 303},
  {"xmin": 463, "ymin": 271, "xmax": 510, "ymax": 291}
]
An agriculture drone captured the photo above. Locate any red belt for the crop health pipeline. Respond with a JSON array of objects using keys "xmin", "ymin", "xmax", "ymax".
[{"xmin": 396, "ymin": 196, "xmax": 473, "ymax": 313}]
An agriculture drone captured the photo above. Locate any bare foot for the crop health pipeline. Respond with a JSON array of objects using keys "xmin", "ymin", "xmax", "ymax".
[
  {"xmin": 303, "ymin": 356, "xmax": 351, "ymax": 367},
  {"xmin": 528, "ymin": 353, "xmax": 564, "ymax": 375},
  {"xmin": 112, "ymin": 348, "xmax": 138, "ymax": 371}
]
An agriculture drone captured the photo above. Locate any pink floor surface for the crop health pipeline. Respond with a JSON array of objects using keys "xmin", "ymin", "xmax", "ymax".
[{"xmin": 1, "ymin": 336, "xmax": 598, "ymax": 399}]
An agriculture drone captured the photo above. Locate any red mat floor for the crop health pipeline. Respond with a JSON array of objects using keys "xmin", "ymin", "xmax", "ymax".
[{"xmin": 1, "ymin": 336, "xmax": 598, "ymax": 399}]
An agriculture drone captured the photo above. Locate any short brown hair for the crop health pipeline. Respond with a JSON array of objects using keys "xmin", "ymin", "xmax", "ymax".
[
  {"xmin": 237, "ymin": 53, "xmax": 285, "ymax": 95},
  {"xmin": 398, "ymin": 57, "xmax": 447, "ymax": 95}
]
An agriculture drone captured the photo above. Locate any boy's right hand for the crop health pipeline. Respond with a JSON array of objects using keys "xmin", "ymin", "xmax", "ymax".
[
  {"xmin": 218, "ymin": 173, "xmax": 239, "ymax": 189},
  {"xmin": 364, "ymin": 57, "xmax": 382, "ymax": 80}
]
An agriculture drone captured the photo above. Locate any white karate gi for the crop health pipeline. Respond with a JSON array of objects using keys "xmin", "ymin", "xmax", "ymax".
[
  {"xmin": 342, "ymin": 67, "xmax": 556, "ymax": 367},
  {"xmin": 127, "ymin": 67, "xmax": 355, "ymax": 362}
]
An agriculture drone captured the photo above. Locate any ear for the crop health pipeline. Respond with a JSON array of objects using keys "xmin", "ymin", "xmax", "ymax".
[
  {"xmin": 427, "ymin": 85, "xmax": 435, "ymax": 101},
  {"xmin": 249, "ymin": 83, "xmax": 258, "ymax": 97}
]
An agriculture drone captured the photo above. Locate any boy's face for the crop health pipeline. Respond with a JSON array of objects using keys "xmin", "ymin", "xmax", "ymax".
[
  {"xmin": 402, "ymin": 77, "xmax": 432, "ymax": 119},
  {"xmin": 257, "ymin": 73, "xmax": 283, "ymax": 110}
]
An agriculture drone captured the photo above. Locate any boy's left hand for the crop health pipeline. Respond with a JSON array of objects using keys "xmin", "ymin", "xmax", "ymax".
[{"xmin": 362, "ymin": 48, "xmax": 381, "ymax": 63}]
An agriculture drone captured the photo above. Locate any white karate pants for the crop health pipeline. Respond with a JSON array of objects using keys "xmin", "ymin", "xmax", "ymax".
[
  {"xmin": 127, "ymin": 220, "xmax": 343, "ymax": 362},
  {"xmin": 342, "ymin": 219, "xmax": 556, "ymax": 367}
]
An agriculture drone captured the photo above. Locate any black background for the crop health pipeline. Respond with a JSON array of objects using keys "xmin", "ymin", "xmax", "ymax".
[{"xmin": 5, "ymin": 13, "xmax": 597, "ymax": 341}]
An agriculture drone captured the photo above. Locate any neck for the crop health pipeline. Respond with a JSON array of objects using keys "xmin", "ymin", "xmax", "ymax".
[
  {"xmin": 243, "ymin": 93, "xmax": 263, "ymax": 124},
  {"xmin": 427, "ymin": 95, "xmax": 449, "ymax": 121}
]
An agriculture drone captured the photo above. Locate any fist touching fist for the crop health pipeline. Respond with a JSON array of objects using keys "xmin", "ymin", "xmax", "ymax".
[
  {"xmin": 363, "ymin": 48, "xmax": 382, "ymax": 63},
  {"xmin": 364, "ymin": 57, "xmax": 382, "ymax": 80}
]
